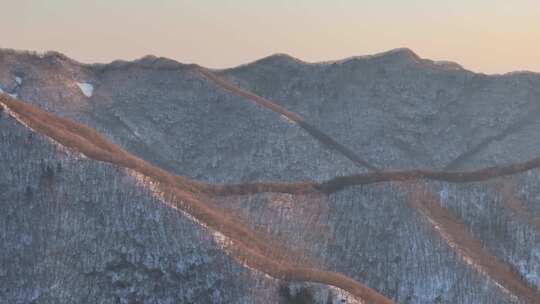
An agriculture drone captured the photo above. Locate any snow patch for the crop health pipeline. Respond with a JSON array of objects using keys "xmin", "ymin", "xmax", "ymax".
[
  {"xmin": 439, "ymin": 185, "xmax": 449, "ymax": 201},
  {"xmin": 280, "ymin": 114, "xmax": 295, "ymax": 125},
  {"xmin": 0, "ymin": 83, "xmax": 18, "ymax": 98},
  {"xmin": 15, "ymin": 77, "xmax": 22, "ymax": 85},
  {"xmin": 328, "ymin": 286, "xmax": 365, "ymax": 304},
  {"xmin": 76, "ymin": 82, "xmax": 94, "ymax": 98}
]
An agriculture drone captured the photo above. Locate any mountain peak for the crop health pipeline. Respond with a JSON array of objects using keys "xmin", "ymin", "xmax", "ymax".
[
  {"xmin": 331, "ymin": 47, "xmax": 422, "ymax": 65},
  {"xmin": 133, "ymin": 55, "xmax": 185, "ymax": 68},
  {"xmin": 381, "ymin": 47, "xmax": 419, "ymax": 58},
  {"xmin": 251, "ymin": 53, "xmax": 306, "ymax": 66}
]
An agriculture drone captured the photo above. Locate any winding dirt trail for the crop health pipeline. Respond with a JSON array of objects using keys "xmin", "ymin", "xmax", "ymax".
[
  {"xmin": 0, "ymin": 95, "xmax": 394, "ymax": 304},
  {"xmin": 201, "ymin": 159, "xmax": 540, "ymax": 196}
]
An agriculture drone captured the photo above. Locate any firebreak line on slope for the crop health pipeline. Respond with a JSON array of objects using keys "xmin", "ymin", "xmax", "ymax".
[
  {"xmin": 192, "ymin": 71, "xmax": 540, "ymax": 303},
  {"xmin": 195, "ymin": 66, "xmax": 379, "ymax": 171},
  {"xmin": 0, "ymin": 95, "xmax": 396, "ymax": 304},
  {"xmin": 192, "ymin": 68, "xmax": 540, "ymax": 196},
  {"xmin": 4, "ymin": 93, "xmax": 536, "ymax": 304}
]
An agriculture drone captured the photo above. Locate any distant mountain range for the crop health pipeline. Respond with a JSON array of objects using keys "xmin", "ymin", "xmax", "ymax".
[{"xmin": 1, "ymin": 48, "xmax": 539, "ymax": 303}]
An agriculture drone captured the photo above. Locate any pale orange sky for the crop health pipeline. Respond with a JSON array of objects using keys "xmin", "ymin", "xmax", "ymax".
[{"xmin": 1, "ymin": 0, "xmax": 539, "ymax": 74}]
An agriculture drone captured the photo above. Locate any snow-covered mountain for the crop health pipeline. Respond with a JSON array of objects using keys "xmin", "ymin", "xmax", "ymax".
[{"xmin": 1, "ymin": 48, "xmax": 539, "ymax": 303}]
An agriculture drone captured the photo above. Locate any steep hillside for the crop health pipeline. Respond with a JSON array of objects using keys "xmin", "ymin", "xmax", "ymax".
[
  {"xmin": 1, "ymin": 48, "xmax": 539, "ymax": 303},
  {"xmin": 0, "ymin": 101, "xmax": 285, "ymax": 303},
  {"xmin": 3, "ymin": 94, "xmax": 539, "ymax": 303},
  {"xmin": 0, "ymin": 49, "xmax": 357, "ymax": 183},
  {"xmin": 0, "ymin": 96, "xmax": 394, "ymax": 303}
]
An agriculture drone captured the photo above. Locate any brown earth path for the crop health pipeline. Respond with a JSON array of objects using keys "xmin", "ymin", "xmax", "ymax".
[{"xmin": 202, "ymin": 159, "xmax": 540, "ymax": 196}]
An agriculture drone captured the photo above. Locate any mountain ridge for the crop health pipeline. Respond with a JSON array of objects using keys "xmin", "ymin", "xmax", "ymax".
[
  {"xmin": 3, "ymin": 46, "xmax": 539, "ymax": 76},
  {"xmin": 2, "ymin": 46, "xmax": 540, "ymax": 303}
]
